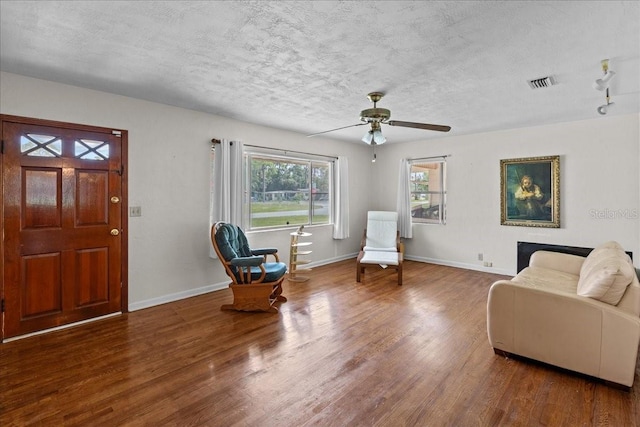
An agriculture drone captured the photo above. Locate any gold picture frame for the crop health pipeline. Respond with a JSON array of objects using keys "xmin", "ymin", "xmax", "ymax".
[{"xmin": 500, "ymin": 155, "xmax": 560, "ymax": 228}]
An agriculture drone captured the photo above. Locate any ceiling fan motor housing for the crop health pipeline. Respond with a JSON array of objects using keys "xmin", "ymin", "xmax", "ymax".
[{"xmin": 360, "ymin": 107, "xmax": 391, "ymax": 123}]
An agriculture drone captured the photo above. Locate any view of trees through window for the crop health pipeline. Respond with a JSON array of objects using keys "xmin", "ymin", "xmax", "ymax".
[
  {"xmin": 248, "ymin": 154, "xmax": 331, "ymax": 229},
  {"xmin": 410, "ymin": 160, "xmax": 446, "ymax": 224}
]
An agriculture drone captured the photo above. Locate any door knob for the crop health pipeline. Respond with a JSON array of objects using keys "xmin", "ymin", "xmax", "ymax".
[
  {"xmin": 110, "ymin": 229, "xmax": 120, "ymax": 236},
  {"xmin": 110, "ymin": 196, "xmax": 121, "ymax": 203}
]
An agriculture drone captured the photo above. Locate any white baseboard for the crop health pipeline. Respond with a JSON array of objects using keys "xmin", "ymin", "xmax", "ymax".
[
  {"xmin": 404, "ymin": 255, "xmax": 513, "ymax": 276},
  {"xmin": 311, "ymin": 252, "xmax": 513, "ymax": 275},
  {"xmin": 304, "ymin": 252, "xmax": 359, "ymax": 269},
  {"xmin": 128, "ymin": 281, "xmax": 229, "ymax": 312}
]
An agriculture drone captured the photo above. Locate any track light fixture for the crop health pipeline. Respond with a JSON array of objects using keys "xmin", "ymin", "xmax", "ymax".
[
  {"xmin": 597, "ymin": 88, "xmax": 615, "ymax": 115},
  {"xmin": 594, "ymin": 59, "xmax": 615, "ymax": 115},
  {"xmin": 593, "ymin": 59, "xmax": 615, "ymax": 91}
]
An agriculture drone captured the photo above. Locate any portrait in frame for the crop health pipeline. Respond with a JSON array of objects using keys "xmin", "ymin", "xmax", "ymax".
[{"xmin": 500, "ymin": 155, "xmax": 560, "ymax": 228}]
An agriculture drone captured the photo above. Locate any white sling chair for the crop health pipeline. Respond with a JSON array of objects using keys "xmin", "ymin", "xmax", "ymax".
[{"xmin": 356, "ymin": 211, "xmax": 404, "ymax": 285}]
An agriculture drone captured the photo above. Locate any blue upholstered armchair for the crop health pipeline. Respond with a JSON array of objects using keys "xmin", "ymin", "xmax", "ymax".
[{"xmin": 211, "ymin": 222, "xmax": 287, "ymax": 312}]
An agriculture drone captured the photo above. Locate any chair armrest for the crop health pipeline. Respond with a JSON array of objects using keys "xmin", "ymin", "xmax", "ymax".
[
  {"xmin": 251, "ymin": 248, "xmax": 278, "ymax": 256},
  {"xmin": 251, "ymin": 248, "xmax": 280, "ymax": 262},
  {"xmin": 230, "ymin": 256, "xmax": 264, "ymax": 267}
]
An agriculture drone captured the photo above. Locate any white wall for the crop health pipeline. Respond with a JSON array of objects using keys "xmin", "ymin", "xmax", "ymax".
[
  {"xmin": 373, "ymin": 114, "xmax": 640, "ymax": 274},
  {"xmin": 2, "ymin": 72, "xmax": 638, "ymax": 311},
  {"xmin": 0, "ymin": 72, "xmax": 372, "ymax": 309}
]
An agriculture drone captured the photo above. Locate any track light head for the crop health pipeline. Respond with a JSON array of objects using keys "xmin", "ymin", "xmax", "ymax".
[
  {"xmin": 593, "ymin": 59, "xmax": 615, "ymax": 91},
  {"xmin": 597, "ymin": 102, "xmax": 614, "ymax": 115},
  {"xmin": 593, "ymin": 71, "xmax": 616, "ymax": 91}
]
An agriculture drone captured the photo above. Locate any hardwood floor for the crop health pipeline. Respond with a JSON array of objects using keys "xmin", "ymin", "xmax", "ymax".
[{"xmin": 1, "ymin": 260, "xmax": 639, "ymax": 426}]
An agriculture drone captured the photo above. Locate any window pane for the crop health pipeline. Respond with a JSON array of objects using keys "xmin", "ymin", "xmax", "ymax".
[
  {"xmin": 249, "ymin": 157, "xmax": 310, "ymax": 229},
  {"xmin": 247, "ymin": 154, "xmax": 331, "ymax": 230},
  {"xmin": 411, "ymin": 161, "xmax": 445, "ymax": 224},
  {"xmin": 75, "ymin": 139, "xmax": 109, "ymax": 160},
  {"xmin": 21, "ymin": 134, "xmax": 62, "ymax": 157},
  {"xmin": 311, "ymin": 162, "xmax": 330, "ymax": 224},
  {"xmin": 412, "ymin": 193, "xmax": 443, "ymax": 221}
]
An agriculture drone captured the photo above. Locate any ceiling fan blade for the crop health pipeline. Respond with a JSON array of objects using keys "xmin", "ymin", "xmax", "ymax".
[
  {"xmin": 387, "ymin": 120, "xmax": 451, "ymax": 133},
  {"xmin": 307, "ymin": 122, "xmax": 367, "ymax": 137}
]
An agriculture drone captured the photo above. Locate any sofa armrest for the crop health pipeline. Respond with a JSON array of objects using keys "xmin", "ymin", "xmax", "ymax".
[
  {"xmin": 529, "ymin": 251, "xmax": 585, "ymax": 275},
  {"xmin": 487, "ymin": 280, "xmax": 640, "ymax": 387}
]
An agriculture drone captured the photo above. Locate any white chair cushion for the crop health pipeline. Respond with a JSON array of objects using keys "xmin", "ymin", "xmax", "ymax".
[
  {"xmin": 360, "ymin": 251, "xmax": 400, "ymax": 266},
  {"xmin": 363, "ymin": 246, "xmax": 397, "ymax": 252},
  {"xmin": 365, "ymin": 211, "xmax": 398, "ymax": 249}
]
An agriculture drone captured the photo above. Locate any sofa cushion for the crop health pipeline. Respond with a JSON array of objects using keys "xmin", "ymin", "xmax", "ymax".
[
  {"xmin": 513, "ymin": 266, "xmax": 579, "ymax": 294},
  {"xmin": 577, "ymin": 241, "xmax": 635, "ymax": 305}
]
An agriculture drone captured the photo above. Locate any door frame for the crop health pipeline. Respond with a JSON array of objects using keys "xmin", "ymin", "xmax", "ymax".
[{"xmin": 1, "ymin": 114, "xmax": 129, "ymax": 340}]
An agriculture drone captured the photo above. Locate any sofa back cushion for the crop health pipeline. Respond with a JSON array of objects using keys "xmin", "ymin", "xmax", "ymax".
[
  {"xmin": 577, "ymin": 241, "xmax": 635, "ymax": 305},
  {"xmin": 616, "ymin": 273, "xmax": 640, "ymax": 316}
]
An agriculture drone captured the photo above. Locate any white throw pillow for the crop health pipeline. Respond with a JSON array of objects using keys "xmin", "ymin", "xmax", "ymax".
[{"xmin": 577, "ymin": 242, "xmax": 635, "ymax": 305}]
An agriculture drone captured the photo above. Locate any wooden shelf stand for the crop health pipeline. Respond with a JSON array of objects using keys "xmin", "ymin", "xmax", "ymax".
[{"xmin": 289, "ymin": 231, "xmax": 312, "ymax": 282}]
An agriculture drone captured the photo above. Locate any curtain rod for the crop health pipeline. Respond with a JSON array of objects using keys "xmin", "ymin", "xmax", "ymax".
[
  {"xmin": 211, "ymin": 138, "xmax": 338, "ymax": 160},
  {"xmin": 408, "ymin": 154, "xmax": 452, "ymax": 161}
]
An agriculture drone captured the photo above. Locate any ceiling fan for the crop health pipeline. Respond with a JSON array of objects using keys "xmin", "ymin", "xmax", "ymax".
[{"xmin": 307, "ymin": 92, "xmax": 451, "ymax": 144}]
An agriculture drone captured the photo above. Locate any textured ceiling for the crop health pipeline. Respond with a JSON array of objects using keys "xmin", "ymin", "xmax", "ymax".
[{"xmin": 1, "ymin": 1, "xmax": 639, "ymax": 144}]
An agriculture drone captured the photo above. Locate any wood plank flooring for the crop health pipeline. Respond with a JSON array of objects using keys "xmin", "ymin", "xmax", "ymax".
[{"xmin": 1, "ymin": 260, "xmax": 639, "ymax": 426}]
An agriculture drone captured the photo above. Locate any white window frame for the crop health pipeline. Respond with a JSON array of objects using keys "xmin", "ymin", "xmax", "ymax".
[
  {"xmin": 244, "ymin": 149, "xmax": 334, "ymax": 231},
  {"xmin": 409, "ymin": 158, "xmax": 446, "ymax": 225}
]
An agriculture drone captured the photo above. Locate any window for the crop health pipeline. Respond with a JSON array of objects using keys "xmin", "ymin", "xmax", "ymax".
[
  {"xmin": 410, "ymin": 159, "xmax": 446, "ymax": 224},
  {"xmin": 246, "ymin": 152, "xmax": 332, "ymax": 230}
]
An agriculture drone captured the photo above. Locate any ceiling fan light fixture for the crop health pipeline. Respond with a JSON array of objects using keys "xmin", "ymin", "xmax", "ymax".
[
  {"xmin": 362, "ymin": 131, "xmax": 374, "ymax": 145},
  {"xmin": 363, "ymin": 121, "xmax": 385, "ymax": 145},
  {"xmin": 372, "ymin": 129, "xmax": 386, "ymax": 145}
]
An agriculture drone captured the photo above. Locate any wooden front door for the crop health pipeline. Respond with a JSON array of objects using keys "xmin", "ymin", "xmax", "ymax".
[{"xmin": 1, "ymin": 115, "xmax": 128, "ymax": 340}]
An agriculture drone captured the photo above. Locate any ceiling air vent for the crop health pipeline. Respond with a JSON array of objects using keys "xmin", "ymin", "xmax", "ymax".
[{"xmin": 528, "ymin": 76, "xmax": 556, "ymax": 89}]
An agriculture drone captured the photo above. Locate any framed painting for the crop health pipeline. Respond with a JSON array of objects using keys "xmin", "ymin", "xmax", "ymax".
[{"xmin": 500, "ymin": 155, "xmax": 560, "ymax": 228}]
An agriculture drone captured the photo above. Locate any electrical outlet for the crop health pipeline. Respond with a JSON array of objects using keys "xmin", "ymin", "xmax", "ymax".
[
  {"xmin": 483, "ymin": 261, "xmax": 493, "ymax": 267},
  {"xmin": 129, "ymin": 206, "xmax": 142, "ymax": 217},
  {"xmin": 477, "ymin": 253, "xmax": 483, "ymax": 261}
]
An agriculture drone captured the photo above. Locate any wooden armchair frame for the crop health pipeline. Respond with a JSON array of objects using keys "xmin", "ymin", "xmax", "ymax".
[{"xmin": 211, "ymin": 222, "xmax": 287, "ymax": 313}]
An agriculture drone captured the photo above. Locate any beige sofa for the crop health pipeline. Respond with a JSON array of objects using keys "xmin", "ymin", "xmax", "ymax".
[{"xmin": 487, "ymin": 241, "xmax": 640, "ymax": 388}]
